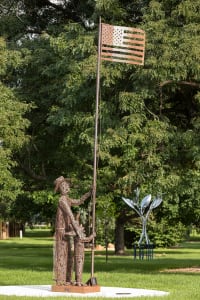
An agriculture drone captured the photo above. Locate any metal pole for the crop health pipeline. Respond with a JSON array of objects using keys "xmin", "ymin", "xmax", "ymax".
[{"xmin": 90, "ymin": 16, "xmax": 102, "ymax": 282}]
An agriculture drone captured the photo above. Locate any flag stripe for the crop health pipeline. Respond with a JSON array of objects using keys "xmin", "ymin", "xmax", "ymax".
[
  {"xmin": 102, "ymin": 43, "xmax": 145, "ymax": 50},
  {"xmin": 120, "ymin": 45, "xmax": 145, "ymax": 50},
  {"xmin": 102, "ymin": 57, "xmax": 143, "ymax": 65},
  {"xmin": 100, "ymin": 23, "xmax": 145, "ymax": 65},
  {"xmin": 119, "ymin": 26, "xmax": 145, "ymax": 33},
  {"xmin": 102, "ymin": 46, "xmax": 144, "ymax": 57},
  {"xmin": 101, "ymin": 49, "xmax": 144, "ymax": 64},
  {"xmin": 104, "ymin": 44, "xmax": 145, "ymax": 51},
  {"xmin": 124, "ymin": 33, "xmax": 145, "ymax": 39},
  {"xmin": 102, "ymin": 52, "xmax": 144, "ymax": 62},
  {"xmin": 122, "ymin": 38, "xmax": 145, "ymax": 45}
]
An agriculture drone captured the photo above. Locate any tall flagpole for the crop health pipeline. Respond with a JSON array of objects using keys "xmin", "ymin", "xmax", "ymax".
[
  {"xmin": 88, "ymin": 19, "xmax": 145, "ymax": 285},
  {"xmin": 90, "ymin": 16, "xmax": 102, "ymax": 284}
]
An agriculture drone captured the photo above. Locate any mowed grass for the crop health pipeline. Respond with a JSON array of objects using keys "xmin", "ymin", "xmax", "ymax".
[{"xmin": 0, "ymin": 229, "xmax": 199, "ymax": 300}]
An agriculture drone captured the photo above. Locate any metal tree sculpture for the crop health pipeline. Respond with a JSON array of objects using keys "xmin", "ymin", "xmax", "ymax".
[{"xmin": 122, "ymin": 188, "xmax": 162, "ymax": 246}]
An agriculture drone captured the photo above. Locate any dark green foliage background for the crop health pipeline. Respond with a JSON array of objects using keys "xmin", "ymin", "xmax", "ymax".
[{"xmin": 0, "ymin": 0, "xmax": 199, "ymax": 248}]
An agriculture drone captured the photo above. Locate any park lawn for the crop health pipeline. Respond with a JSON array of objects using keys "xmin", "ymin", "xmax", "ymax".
[{"xmin": 0, "ymin": 229, "xmax": 199, "ymax": 300}]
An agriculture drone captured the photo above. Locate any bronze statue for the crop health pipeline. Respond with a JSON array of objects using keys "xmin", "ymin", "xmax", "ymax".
[{"xmin": 53, "ymin": 176, "xmax": 94, "ymax": 286}]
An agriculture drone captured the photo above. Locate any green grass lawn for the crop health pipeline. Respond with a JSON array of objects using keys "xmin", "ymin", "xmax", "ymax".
[{"xmin": 0, "ymin": 229, "xmax": 199, "ymax": 300}]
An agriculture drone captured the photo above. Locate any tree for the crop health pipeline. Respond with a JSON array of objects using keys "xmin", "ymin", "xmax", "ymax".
[
  {"xmin": 0, "ymin": 37, "xmax": 30, "ymax": 219},
  {"xmin": 0, "ymin": 0, "xmax": 199, "ymax": 248},
  {"xmin": 141, "ymin": 0, "xmax": 200, "ymax": 228},
  {"xmin": 0, "ymin": 0, "xmax": 96, "ymax": 39},
  {"xmin": 92, "ymin": 0, "xmax": 200, "ymax": 251}
]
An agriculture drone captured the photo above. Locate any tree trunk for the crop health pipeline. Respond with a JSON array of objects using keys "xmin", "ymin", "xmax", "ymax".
[{"xmin": 115, "ymin": 217, "xmax": 125, "ymax": 255}]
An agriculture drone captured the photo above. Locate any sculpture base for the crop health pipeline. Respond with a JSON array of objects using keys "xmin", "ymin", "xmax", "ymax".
[
  {"xmin": 133, "ymin": 244, "xmax": 155, "ymax": 260},
  {"xmin": 51, "ymin": 285, "xmax": 101, "ymax": 293}
]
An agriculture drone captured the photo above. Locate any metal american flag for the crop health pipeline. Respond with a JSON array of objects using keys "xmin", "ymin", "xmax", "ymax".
[{"xmin": 100, "ymin": 23, "xmax": 145, "ymax": 65}]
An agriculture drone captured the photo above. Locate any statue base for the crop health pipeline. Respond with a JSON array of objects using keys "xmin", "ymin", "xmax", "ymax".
[
  {"xmin": 51, "ymin": 285, "xmax": 101, "ymax": 293},
  {"xmin": 133, "ymin": 243, "xmax": 155, "ymax": 260}
]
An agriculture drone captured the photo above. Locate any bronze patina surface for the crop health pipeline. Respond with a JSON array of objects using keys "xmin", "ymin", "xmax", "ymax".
[{"xmin": 53, "ymin": 176, "xmax": 95, "ymax": 288}]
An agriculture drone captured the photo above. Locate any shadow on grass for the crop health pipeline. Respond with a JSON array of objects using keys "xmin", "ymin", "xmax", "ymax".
[
  {"xmin": 0, "ymin": 234, "xmax": 199, "ymax": 276},
  {"xmin": 1, "ymin": 254, "xmax": 199, "ymax": 278},
  {"xmin": 83, "ymin": 255, "xmax": 200, "ymax": 274}
]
